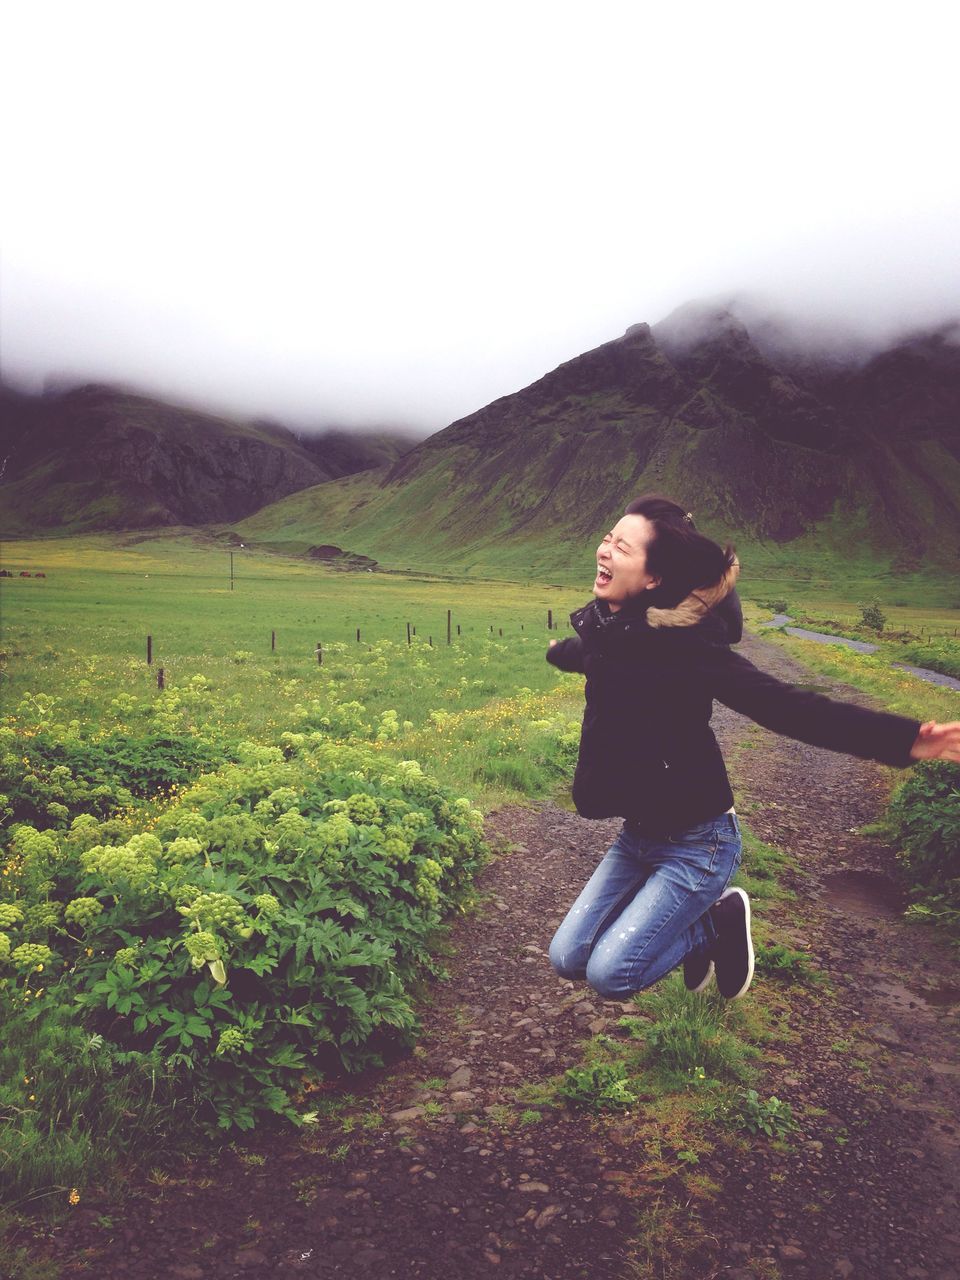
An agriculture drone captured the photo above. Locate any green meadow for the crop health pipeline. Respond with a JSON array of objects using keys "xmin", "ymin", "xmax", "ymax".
[
  {"xmin": 1, "ymin": 534, "xmax": 589, "ymax": 798},
  {"xmin": 2, "ymin": 531, "xmax": 582, "ymax": 661}
]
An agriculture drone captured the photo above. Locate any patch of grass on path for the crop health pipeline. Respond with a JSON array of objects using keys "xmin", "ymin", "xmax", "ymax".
[
  {"xmin": 735, "ymin": 824, "xmax": 793, "ymax": 905},
  {"xmin": 0, "ymin": 1210, "xmax": 61, "ymax": 1280}
]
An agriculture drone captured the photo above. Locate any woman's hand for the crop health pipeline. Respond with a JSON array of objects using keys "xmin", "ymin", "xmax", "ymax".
[{"xmin": 909, "ymin": 721, "xmax": 960, "ymax": 763}]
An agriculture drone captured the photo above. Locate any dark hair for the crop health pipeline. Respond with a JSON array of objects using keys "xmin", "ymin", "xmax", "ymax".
[{"xmin": 623, "ymin": 494, "xmax": 736, "ymax": 609}]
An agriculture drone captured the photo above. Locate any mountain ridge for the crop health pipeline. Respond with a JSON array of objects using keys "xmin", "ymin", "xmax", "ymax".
[
  {"xmin": 238, "ymin": 304, "xmax": 960, "ymax": 575},
  {"xmin": 0, "ymin": 382, "xmax": 414, "ymax": 534}
]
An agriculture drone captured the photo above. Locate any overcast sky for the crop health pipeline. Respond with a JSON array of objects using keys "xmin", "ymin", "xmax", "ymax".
[{"xmin": 3, "ymin": 0, "xmax": 959, "ymax": 433}]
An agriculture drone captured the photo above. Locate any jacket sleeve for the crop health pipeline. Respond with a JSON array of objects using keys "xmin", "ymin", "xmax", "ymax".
[
  {"xmin": 546, "ymin": 636, "xmax": 586, "ymax": 674},
  {"xmin": 704, "ymin": 646, "xmax": 921, "ymax": 767}
]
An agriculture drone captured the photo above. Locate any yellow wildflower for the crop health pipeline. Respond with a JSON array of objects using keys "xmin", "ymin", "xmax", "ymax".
[{"xmin": 68, "ymin": 1188, "xmax": 80, "ymax": 1205}]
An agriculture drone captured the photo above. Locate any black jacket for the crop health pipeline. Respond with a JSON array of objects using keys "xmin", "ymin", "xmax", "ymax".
[{"xmin": 546, "ymin": 583, "xmax": 920, "ymax": 837}]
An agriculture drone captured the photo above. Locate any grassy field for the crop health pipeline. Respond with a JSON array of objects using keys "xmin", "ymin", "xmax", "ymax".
[
  {"xmin": 1, "ymin": 533, "xmax": 585, "ymax": 781},
  {"xmin": 756, "ymin": 627, "xmax": 960, "ymax": 720},
  {"xmin": 1, "ymin": 530, "xmax": 581, "ymax": 654}
]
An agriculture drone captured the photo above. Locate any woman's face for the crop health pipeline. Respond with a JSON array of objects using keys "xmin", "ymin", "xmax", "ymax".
[{"xmin": 594, "ymin": 514, "xmax": 660, "ymax": 611}]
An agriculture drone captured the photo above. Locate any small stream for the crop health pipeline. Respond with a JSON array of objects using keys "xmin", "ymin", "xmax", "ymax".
[{"xmin": 759, "ymin": 615, "xmax": 960, "ymax": 692}]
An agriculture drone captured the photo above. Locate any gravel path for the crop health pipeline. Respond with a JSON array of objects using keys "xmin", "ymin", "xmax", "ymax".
[
  {"xmin": 40, "ymin": 633, "xmax": 960, "ymax": 1280},
  {"xmin": 699, "ymin": 633, "xmax": 960, "ymax": 1280}
]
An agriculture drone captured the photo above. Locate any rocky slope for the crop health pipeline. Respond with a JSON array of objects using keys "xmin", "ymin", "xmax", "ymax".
[
  {"xmin": 0, "ymin": 383, "xmax": 411, "ymax": 534},
  {"xmin": 242, "ymin": 304, "xmax": 960, "ymax": 574}
]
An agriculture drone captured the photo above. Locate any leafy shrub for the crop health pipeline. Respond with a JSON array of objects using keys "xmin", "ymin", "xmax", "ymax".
[
  {"xmin": 1, "ymin": 728, "xmax": 227, "ymax": 830},
  {"xmin": 732, "ymin": 1088, "xmax": 797, "ymax": 1139},
  {"xmin": 294, "ymin": 698, "xmax": 371, "ymax": 738},
  {"xmin": 888, "ymin": 761, "xmax": 960, "ymax": 938},
  {"xmin": 858, "ymin": 599, "xmax": 886, "ymax": 632},
  {"xmin": 557, "ymin": 1062, "xmax": 638, "ymax": 1112},
  {"xmin": 0, "ymin": 739, "xmax": 486, "ymax": 1133}
]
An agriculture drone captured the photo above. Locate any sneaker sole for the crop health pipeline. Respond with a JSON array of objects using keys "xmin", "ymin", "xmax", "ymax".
[
  {"xmin": 686, "ymin": 959, "xmax": 715, "ymax": 994},
  {"xmin": 717, "ymin": 887, "xmax": 754, "ymax": 999}
]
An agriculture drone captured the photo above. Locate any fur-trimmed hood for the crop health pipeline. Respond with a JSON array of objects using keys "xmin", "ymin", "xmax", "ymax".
[{"xmin": 646, "ymin": 557, "xmax": 741, "ymax": 630}]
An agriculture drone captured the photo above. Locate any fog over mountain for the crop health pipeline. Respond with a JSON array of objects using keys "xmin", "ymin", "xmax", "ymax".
[
  {"xmin": 5, "ymin": 291, "xmax": 959, "ymax": 443},
  {"xmin": 2, "ymin": 3, "xmax": 958, "ymax": 432}
]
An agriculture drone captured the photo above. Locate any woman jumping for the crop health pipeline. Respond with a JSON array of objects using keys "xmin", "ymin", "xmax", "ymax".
[{"xmin": 546, "ymin": 494, "xmax": 960, "ymax": 1002}]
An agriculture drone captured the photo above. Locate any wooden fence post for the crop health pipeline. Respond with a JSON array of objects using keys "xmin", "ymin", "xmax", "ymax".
[
  {"xmin": 147, "ymin": 635, "xmax": 152, "ymax": 665},
  {"xmin": 316, "ymin": 643, "xmax": 322, "ymax": 666},
  {"xmin": 271, "ymin": 630, "xmax": 276, "ymax": 651},
  {"xmin": 547, "ymin": 609, "xmax": 553, "ymax": 630},
  {"xmin": 447, "ymin": 609, "xmax": 451, "ymax": 645},
  {"xmin": 407, "ymin": 622, "xmax": 411, "ymax": 645},
  {"xmin": 157, "ymin": 667, "xmax": 165, "ymax": 690}
]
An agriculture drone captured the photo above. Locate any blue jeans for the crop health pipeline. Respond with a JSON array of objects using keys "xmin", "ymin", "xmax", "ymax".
[{"xmin": 548, "ymin": 813, "xmax": 742, "ymax": 998}]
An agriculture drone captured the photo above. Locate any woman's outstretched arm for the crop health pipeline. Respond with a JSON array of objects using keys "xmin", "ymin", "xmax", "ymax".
[{"xmin": 703, "ymin": 645, "xmax": 923, "ymax": 766}]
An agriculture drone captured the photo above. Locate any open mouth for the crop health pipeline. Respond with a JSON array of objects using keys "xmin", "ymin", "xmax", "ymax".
[{"xmin": 595, "ymin": 564, "xmax": 612, "ymax": 586}]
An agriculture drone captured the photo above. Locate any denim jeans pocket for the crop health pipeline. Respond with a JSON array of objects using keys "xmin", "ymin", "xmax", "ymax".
[{"xmin": 665, "ymin": 825, "xmax": 721, "ymax": 872}]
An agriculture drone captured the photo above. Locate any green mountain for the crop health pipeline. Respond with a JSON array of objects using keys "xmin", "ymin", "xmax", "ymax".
[
  {"xmin": 236, "ymin": 306, "xmax": 960, "ymax": 583},
  {"xmin": 0, "ymin": 383, "xmax": 412, "ymax": 535}
]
